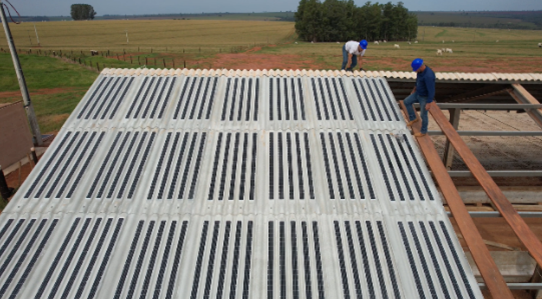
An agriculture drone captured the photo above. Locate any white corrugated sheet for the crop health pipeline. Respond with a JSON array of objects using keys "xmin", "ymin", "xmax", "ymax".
[{"xmin": 0, "ymin": 68, "xmax": 483, "ymax": 298}]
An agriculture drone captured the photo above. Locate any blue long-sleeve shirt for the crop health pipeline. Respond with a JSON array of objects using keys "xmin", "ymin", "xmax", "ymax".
[{"xmin": 416, "ymin": 66, "xmax": 436, "ymax": 103}]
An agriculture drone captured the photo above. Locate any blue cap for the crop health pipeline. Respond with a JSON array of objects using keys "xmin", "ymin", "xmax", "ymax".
[
  {"xmin": 359, "ymin": 39, "xmax": 368, "ymax": 50},
  {"xmin": 411, "ymin": 58, "xmax": 423, "ymax": 72}
]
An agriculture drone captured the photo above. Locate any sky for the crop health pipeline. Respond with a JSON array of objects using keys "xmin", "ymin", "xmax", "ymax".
[{"xmin": 9, "ymin": 0, "xmax": 542, "ymax": 16}]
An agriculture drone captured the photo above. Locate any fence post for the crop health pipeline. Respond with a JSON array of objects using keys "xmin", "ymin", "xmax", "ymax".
[
  {"xmin": 130, "ymin": 56, "xmax": 133, "ymax": 64},
  {"xmin": 97, "ymin": 62, "xmax": 100, "ymax": 71},
  {"xmin": 163, "ymin": 58, "xmax": 166, "ymax": 68},
  {"xmin": 117, "ymin": 54, "xmax": 120, "ymax": 60},
  {"xmin": 138, "ymin": 56, "xmax": 140, "ymax": 65},
  {"xmin": 145, "ymin": 57, "xmax": 148, "ymax": 65},
  {"xmin": 173, "ymin": 59, "xmax": 175, "ymax": 69},
  {"xmin": 183, "ymin": 60, "xmax": 186, "ymax": 68}
]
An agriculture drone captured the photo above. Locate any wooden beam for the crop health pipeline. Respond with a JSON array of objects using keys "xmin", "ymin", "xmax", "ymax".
[
  {"xmin": 428, "ymin": 103, "xmax": 542, "ymax": 269},
  {"xmin": 399, "ymin": 101, "xmax": 514, "ymax": 299},
  {"xmin": 509, "ymin": 84, "xmax": 542, "ymax": 128},
  {"xmin": 443, "ymin": 108, "xmax": 460, "ymax": 169}
]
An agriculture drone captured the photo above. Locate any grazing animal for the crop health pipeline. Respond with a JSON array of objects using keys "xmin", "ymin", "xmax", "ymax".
[
  {"xmin": 436, "ymin": 49, "xmax": 443, "ymax": 56},
  {"xmin": 414, "ymin": 41, "xmax": 418, "ymax": 43},
  {"xmin": 446, "ymin": 48, "xmax": 453, "ymax": 53},
  {"xmin": 442, "ymin": 40, "xmax": 445, "ymax": 43},
  {"xmin": 452, "ymin": 40, "xmax": 455, "ymax": 43},
  {"xmin": 311, "ymin": 41, "xmax": 314, "ymax": 44},
  {"xmin": 383, "ymin": 40, "xmax": 387, "ymax": 43},
  {"xmin": 90, "ymin": 50, "xmax": 98, "ymax": 56},
  {"xmin": 394, "ymin": 44, "xmax": 400, "ymax": 49},
  {"xmin": 408, "ymin": 41, "xmax": 411, "ymax": 45},
  {"xmin": 496, "ymin": 40, "xmax": 499, "ymax": 42},
  {"xmin": 295, "ymin": 42, "xmax": 298, "ymax": 44},
  {"xmin": 336, "ymin": 41, "xmax": 340, "ymax": 44},
  {"xmin": 374, "ymin": 41, "xmax": 379, "ymax": 44},
  {"xmin": 538, "ymin": 43, "xmax": 541, "ymax": 48}
]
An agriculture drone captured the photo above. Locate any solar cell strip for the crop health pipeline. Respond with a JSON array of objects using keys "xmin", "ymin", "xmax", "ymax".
[
  {"xmin": 366, "ymin": 221, "xmax": 389, "ymax": 299},
  {"xmin": 297, "ymin": 78, "xmax": 306, "ymax": 120},
  {"xmin": 203, "ymin": 222, "xmax": 220, "ymax": 299},
  {"xmin": 139, "ymin": 221, "xmax": 166, "ymax": 299},
  {"xmin": 47, "ymin": 218, "xmax": 92, "ymax": 299},
  {"xmin": 295, "ymin": 133, "xmax": 305, "ymax": 199},
  {"xmin": 304, "ymin": 133, "xmax": 315, "ymax": 199},
  {"xmin": 319, "ymin": 133, "xmax": 335, "ymax": 199},
  {"xmin": 165, "ymin": 221, "xmax": 188, "ymax": 299},
  {"xmin": 369, "ymin": 134, "xmax": 395, "ymax": 201},
  {"xmin": 351, "ymin": 79, "xmax": 368, "ymax": 120},
  {"xmin": 353, "ymin": 134, "xmax": 375, "ymax": 199},
  {"xmin": 34, "ymin": 131, "xmax": 81, "ymax": 198},
  {"xmin": 267, "ymin": 222, "xmax": 273, "ymax": 299},
  {"xmin": 354, "ymin": 221, "xmax": 375, "ymax": 298},
  {"xmin": 291, "ymin": 78, "xmax": 298, "ymax": 120},
  {"xmin": 133, "ymin": 77, "xmax": 157, "ymax": 119},
  {"xmin": 34, "ymin": 218, "xmax": 80, "ymax": 299},
  {"xmin": 328, "ymin": 133, "xmax": 345, "ymax": 199},
  {"xmin": 229, "ymin": 133, "xmax": 241, "ymax": 200},
  {"xmin": 376, "ymin": 221, "xmax": 401, "ymax": 298},
  {"xmin": 216, "ymin": 221, "xmax": 231, "ymax": 299},
  {"xmin": 173, "ymin": 77, "xmax": 191, "ymax": 120},
  {"xmin": 25, "ymin": 132, "xmax": 72, "ymax": 198},
  {"xmin": 284, "ymin": 78, "xmax": 290, "ymax": 120},
  {"xmin": 128, "ymin": 132, "xmax": 156, "ymax": 198},
  {"xmin": 242, "ymin": 221, "xmax": 254, "ymax": 299},
  {"xmin": 187, "ymin": 133, "xmax": 207, "ymax": 199},
  {"xmin": 208, "ymin": 133, "xmax": 224, "ymax": 200},
  {"xmin": 0, "ymin": 219, "xmax": 38, "ymax": 286},
  {"xmin": 83, "ymin": 76, "xmax": 112, "ymax": 118},
  {"xmin": 110, "ymin": 77, "xmax": 135, "ymax": 119},
  {"xmin": 237, "ymin": 78, "xmax": 245, "ymax": 121},
  {"xmin": 117, "ymin": 132, "xmax": 146, "ymax": 198},
  {"xmin": 279, "ymin": 222, "xmax": 286, "ymax": 299},
  {"xmin": 148, "ymin": 133, "xmax": 172, "ymax": 199},
  {"xmin": 276, "ymin": 78, "xmax": 282, "ymax": 121},
  {"xmin": 126, "ymin": 221, "xmax": 155, "ymax": 299},
  {"xmin": 318, "ymin": 78, "xmax": 330, "ymax": 120},
  {"xmin": 229, "ymin": 222, "xmax": 243, "ymax": 299},
  {"xmin": 150, "ymin": 77, "xmax": 170, "ymax": 119},
  {"xmin": 99, "ymin": 77, "xmax": 126, "ymax": 119},
  {"xmin": 269, "ymin": 133, "xmax": 274, "ymax": 200},
  {"xmin": 286, "ymin": 133, "xmax": 294, "ymax": 200},
  {"xmin": 245, "ymin": 79, "xmax": 253, "ymax": 121},
  {"xmin": 370, "ymin": 79, "xmax": 392, "ymax": 121},
  {"xmin": 359, "ymin": 79, "xmax": 377, "ymax": 121},
  {"xmin": 77, "ymin": 77, "xmax": 107, "ymax": 119},
  {"xmin": 157, "ymin": 77, "xmax": 176, "ymax": 119},
  {"xmin": 157, "ymin": 132, "xmax": 178, "ymax": 199},
  {"xmin": 0, "ymin": 219, "xmax": 25, "ymax": 257},
  {"xmin": 438, "ymin": 221, "xmax": 476, "ymax": 299},
  {"xmin": 180, "ymin": 77, "xmax": 198, "ymax": 120},
  {"xmin": 344, "ymin": 222, "xmax": 363, "ymax": 299},
  {"xmin": 365, "ymin": 80, "xmax": 383, "ymax": 121},
  {"xmin": 197, "ymin": 77, "xmax": 211, "ymax": 120},
  {"xmin": 114, "ymin": 220, "xmax": 144, "ymax": 299},
  {"xmin": 190, "ymin": 221, "xmax": 209, "ymax": 299},
  {"xmin": 333, "ymin": 221, "xmax": 350, "ymax": 299},
  {"xmin": 249, "ymin": 133, "xmax": 257, "ymax": 200},
  {"xmin": 312, "ymin": 222, "xmax": 325, "ymax": 299},
  {"xmin": 9, "ymin": 219, "xmax": 58, "ymax": 299},
  {"xmin": 398, "ymin": 222, "xmax": 426, "ymax": 299},
  {"xmin": 65, "ymin": 131, "xmax": 105, "ymax": 198},
  {"xmin": 58, "ymin": 218, "xmax": 103, "ymax": 299},
  {"xmin": 177, "ymin": 133, "xmax": 198, "ymax": 199},
  {"xmin": 376, "ymin": 134, "xmax": 405, "ymax": 200},
  {"xmin": 311, "ymin": 78, "xmax": 322, "ymax": 120},
  {"xmin": 278, "ymin": 133, "xmax": 284, "ymax": 199},
  {"xmin": 269, "ymin": 78, "xmax": 273, "ymax": 121},
  {"xmin": 125, "ymin": 77, "xmax": 149, "ymax": 119},
  {"xmin": 168, "ymin": 133, "xmax": 189, "ymax": 200},
  {"xmin": 73, "ymin": 218, "xmax": 114, "ymax": 299},
  {"xmin": 222, "ymin": 78, "xmax": 232, "ymax": 121},
  {"xmin": 188, "ymin": 77, "xmax": 205, "ymax": 120},
  {"xmin": 253, "ymin": 78, "xmax": 259, "ymax": 121},
  {"xmin": 331, "ymin": 78, "xmax": 346, "ymax": 120},
  {"xmin": 107, "ymin": 132, "xmax": 139, "ymax": 199},
  {"xmin": 378, "ymin": 79, "xmax": 400, "ymax": 121},
  {"xmin": 205, "ymin": 77, "xmax": 219, "ymax": 119},
  {"xmin": 337, "ymin": 134, "xmax": 355, "ymax": 199},
  {"xmin": 419, "ymin": 222, "xmax": 451, "ymax": 299},
  {"xmin": 391, "ymin": 135, "xmax": 426, "ymax": 201},
  {"xmin": 0, "ymin": 219, "xmax": 14, "ymax": 241},
  {"xmin": 229, "ymin": 78, "xmax": 239, "ymax": 121},
  {"xmin": 87, "ymin": 132, "xmax": 121, "ymax": 198},
  {"xmin": 408, "ymin": 222, "xmax": 438, "ymax": 299},
  {"xmin": 403, "ymin": 136, "xmax": 435, "ymax": 200},
  {"xmin": 102, "ymin": 132, "xmax": 134, "ymax": 199},
  {"xmin": 338, "ymin": 79, "xmax": 354, "ymax": 120},
  {"xmin": 301, "ymin": 222, "xmax": 312, "ymax": 299},
  {"xmin": 345, "ymin": 133, "xmax": 365, "ymax": 199},
  {"xmin": 45, "ymin": 131, "xmax": 90, "ymax": 198},
  {"xmin": 290, "ymin": 222, "xmax": 299, "ymax": 299},
  {"xmin": 382, "ymin": 135, "xmax": 414, "ymax": 201},
  {"xmin": 239, "ymin": 133, "xmax": 249, "ymax": 200},
  {"xmin": 87, "ymin": 218, "xmax": 124, "ymax": 299},
  {"xmin": 92, "ymin": 77, "xmax": 120, "ymax": 119},
  {"xmin": 324, "ymin": 78, "xmax": 338, "ymax": 120},
  {"xmin": 218, "ymin": 133, "xmax": 232, "ymax": 201},
  {"xmin": 151, "ymin": 221, "xmax": 176, "ymax": 299}
]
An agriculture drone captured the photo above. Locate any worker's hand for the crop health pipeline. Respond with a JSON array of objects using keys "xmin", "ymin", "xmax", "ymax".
[{"xmin": 425, "ymin": 102, "xmax": 432, "ymax": 111}]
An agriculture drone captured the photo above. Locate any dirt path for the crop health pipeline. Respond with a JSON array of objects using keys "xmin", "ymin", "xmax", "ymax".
[{"xmin": 0, "ymin": 87, "xmax": 85, "ymax": 99}]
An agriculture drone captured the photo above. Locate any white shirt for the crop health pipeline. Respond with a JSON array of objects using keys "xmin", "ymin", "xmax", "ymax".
[{"xmin": 345, "ymin": 41, "xmax": 366, "ymax": 56}]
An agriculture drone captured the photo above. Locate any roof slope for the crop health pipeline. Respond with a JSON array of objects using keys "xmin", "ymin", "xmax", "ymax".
[{"xmin": 0, "ymin": 68, "xmax": 482, "ymax": 298}]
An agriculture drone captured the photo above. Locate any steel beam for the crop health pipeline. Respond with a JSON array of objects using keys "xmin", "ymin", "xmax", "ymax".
[
  {"xmin": 443, "ymin": 170, "xmax": 542, "ymax": 178},
  {"xmin": 478, "ymin": 283, "xmax": 542, "ymax": 290},
  {"xmin": 443, "ymin": 108, "xmax": 460, "ymax": 169},
  {"xmin": 414, "ymin": 103, "xmax": 542, "ymax": 110},
  {"xmin": 427, "ymin": 131, "xmax": 542, "ymax": 136},
  {"xmin": 447, "ymin": 211, "xmax": 542, "ymax": 218},
  {"xmin": 510, "ymin": 84, "xmax": 542, "ymax": 129}
]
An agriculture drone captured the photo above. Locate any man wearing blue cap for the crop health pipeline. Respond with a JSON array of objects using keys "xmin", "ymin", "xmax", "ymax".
[
  {"xmin": 404, "ymin": 58, "xmax": 436, "ymax": 137},
  {"xmin": 342, "ymin": 40, "xmax": 367, "ymax": 71}
]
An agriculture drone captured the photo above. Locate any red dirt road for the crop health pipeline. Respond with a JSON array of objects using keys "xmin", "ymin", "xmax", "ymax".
[{"xmin": 0, "ymin": 87, "xmax": 85, "ymax": 99}]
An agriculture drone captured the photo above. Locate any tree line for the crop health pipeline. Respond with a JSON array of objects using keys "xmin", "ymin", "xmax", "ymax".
[{"xmin": 295, "ymin": 0, "xmax": 418, "ymax": 42}]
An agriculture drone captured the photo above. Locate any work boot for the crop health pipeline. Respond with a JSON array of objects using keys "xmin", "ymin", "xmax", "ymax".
[
  {"xmin": 414, "ymin": 132, "xmax": 426, "ymax": 137},
  {"xmin": 406, "ymin": 118, "xmax": 419, "ymax": 126}
]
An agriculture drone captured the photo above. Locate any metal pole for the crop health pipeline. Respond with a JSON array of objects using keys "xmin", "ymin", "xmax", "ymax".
[
  {"xmin": 0, "ymin": 1, "xmax": 43, "ymax": 145},
  {"xmin": 33, "ymin": 23, "xmax": 40, "ymax": 46}
]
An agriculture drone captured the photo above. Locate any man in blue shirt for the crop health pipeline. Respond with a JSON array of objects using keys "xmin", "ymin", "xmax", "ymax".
[{"xmin": 404, "ymin": 58, "xmax": 436, "ymax": 137}]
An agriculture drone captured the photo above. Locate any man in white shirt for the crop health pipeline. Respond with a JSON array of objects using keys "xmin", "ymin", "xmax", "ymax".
[{"xmin": 342, "ymin": 39, "xmax": 368, "ymax": 71}]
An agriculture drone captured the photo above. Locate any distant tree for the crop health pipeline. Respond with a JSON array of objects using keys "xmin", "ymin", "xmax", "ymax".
[{"xmin": 70, "ymin": 4, "xmax": 96, "ymax": 20}]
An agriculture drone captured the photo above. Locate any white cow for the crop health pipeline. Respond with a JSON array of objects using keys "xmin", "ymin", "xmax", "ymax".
[
  {"xmin": 538, "ymin": 43, "xmax": 541, "ymax": 48},
  {"xmin": 436, "ymin": 49, "xmax": 443, "ymax": 56},
  {"xmin": 452, "ymin": 40, "xmax": 455, "ymax": 43},
  {"xmin": 408, "ymin": 41, "xmax": 411, "ymax": 45},
  {"xmin": 374, "ymin": 41, "xmax": 379, "ymax": 44},
  {"xmin": 442, "ymin": 40, "xmax": 445, "ymax": 43},
  {"xmin": 394, "ymin": 44, "xmax": 400, "ymax": 49},
  {"xmin": 446, "ymin": 48, "xmax": 453, "ymax": 53},
  {"xmin": 383, "ymin": 40, "xmax": 387, "ymax": 43},
  {"xmin": 496, "ymin": 40, "xmax": 499, "ymax": 42},
  {"xmin": 295, "ymin": 42, "xmax": 298, "ymax": 44},
  {"xmin": 414, "ymin": 41, "xmax": 418, "ymax": 44}
]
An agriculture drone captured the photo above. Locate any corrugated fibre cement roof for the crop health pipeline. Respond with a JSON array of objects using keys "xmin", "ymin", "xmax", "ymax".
[{"xmin": 0, "ymin": 68, "xmax": 482, "ymax": 298}]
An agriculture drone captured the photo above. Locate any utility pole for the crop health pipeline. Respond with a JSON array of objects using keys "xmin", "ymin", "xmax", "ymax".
[
  {"xmin": 125, "ymin": 30, "xmax": 129, "ymax": 44},
  {"xmin": 33, "ymin": 23, "xmax": 40, "ymax": 46},
  {"xmin": 0, "ymin": 0, "xmax": 43, "ymax": 145}
]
